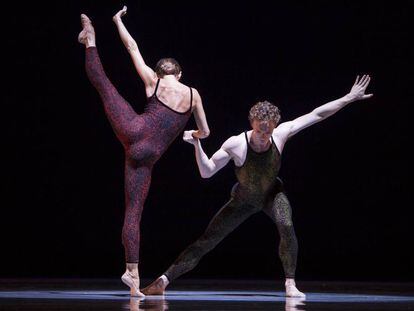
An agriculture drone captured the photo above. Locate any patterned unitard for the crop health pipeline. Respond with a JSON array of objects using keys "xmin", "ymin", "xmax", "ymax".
[
  {"xmin": 85, "ymin": 47, "xmax": 192, "ymax": 263},
  {"xmin": 164, "ymin": 132, "xmax": 298, "ymax": 280}
]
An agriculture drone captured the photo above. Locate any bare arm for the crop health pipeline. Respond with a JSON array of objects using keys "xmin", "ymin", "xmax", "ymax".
[
  {"xmin": 275, "ymin": 75, "xmax": 373, "ymax": 145},
  {"xmin": 183, "ymin": 132, "xmax": 236, "ymax": 178},
  {"xmin": 113, "ymin": 6, "xmax": 156, "ymax": 93},
  {"xmin": 190, "ymin": 89, "xmax": 210, "ymax": 139}
]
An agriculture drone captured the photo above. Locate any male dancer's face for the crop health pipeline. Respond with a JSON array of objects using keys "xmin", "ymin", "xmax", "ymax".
[{"xmin": 250, "ymin": 119, "xmax": 276, "ymax": 146}]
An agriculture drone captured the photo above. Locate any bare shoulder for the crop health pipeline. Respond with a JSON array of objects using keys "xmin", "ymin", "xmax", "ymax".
[
  {"xmin": 222, "ymin": 133, "xmax": 245, "ymax": 151},
  {"xmin": 272, "ymin": 122, "xmax": 293, "ymax": 153},
  {"xmin": 187, "ymin": 88, "xmax": 203, "ymax": 113},
  {"xmin": 273, "ymin": 121, "xmax": 293, "ymax": 138},
  {"xmin": 220, "ymin": 133, "xmax": 247, "ymax": 166},
  {"xmin": 190, "ymin": 87, "xmax": 200, "ymax": 96},
  {"xmin": 190, "ymin": 87, "xmax": 202, "ymax": 103}
]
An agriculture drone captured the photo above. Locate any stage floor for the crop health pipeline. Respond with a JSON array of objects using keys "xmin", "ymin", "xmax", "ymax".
[{"xmin": 1, "ymin": 279, "xmax": 413, "ymax": 310}]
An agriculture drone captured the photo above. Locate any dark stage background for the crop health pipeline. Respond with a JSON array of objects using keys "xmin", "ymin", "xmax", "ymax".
[{"xmin": 4, "ymin": 1, "xmax": 412, "ymax": 282}]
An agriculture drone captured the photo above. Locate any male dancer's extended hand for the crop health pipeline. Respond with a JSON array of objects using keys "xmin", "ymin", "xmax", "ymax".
[{"xmin": 346, "ymin": 75, "xmax": 373, "ymax": 101}]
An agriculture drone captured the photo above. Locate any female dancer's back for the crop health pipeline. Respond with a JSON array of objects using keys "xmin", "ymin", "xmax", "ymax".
[{"xmin": 125, "ymin": 78, "xmax": 193, "ymax": 165}]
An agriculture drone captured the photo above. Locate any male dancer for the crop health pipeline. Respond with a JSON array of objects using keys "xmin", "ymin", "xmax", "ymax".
[
  {"xmin": 143, "ymin": 75, "xmax": 373, "ymax": 297},
  {"xmin": 78, "ymin": 6, "xmax": 210, "ymax": 296}
]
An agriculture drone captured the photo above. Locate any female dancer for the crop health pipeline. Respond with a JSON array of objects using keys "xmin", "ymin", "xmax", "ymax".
[{"xmin": 78, "ymin": 6, "xmax": 210, "ymax": 296}]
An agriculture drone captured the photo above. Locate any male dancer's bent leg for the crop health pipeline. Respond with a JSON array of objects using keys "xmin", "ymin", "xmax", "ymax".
[
  {"xmin": 263, "ymin": 192, "xmax": 298, "ymax": 278},
  {"xmin": 263, "ymin": 192, "xmax": 305, "ymax": 297}
]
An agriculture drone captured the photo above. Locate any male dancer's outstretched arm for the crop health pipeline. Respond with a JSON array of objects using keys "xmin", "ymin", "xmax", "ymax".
[
  {"xmin": 182, "ymin": 75, "xmax": 373, "ymax": 178},
  {"xmin": 273, "ymin": 75, "xmax": 373, "ymax": 151}
]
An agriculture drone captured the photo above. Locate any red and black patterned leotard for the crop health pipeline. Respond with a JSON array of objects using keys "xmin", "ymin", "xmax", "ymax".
[{"xmin": 85, "ymin": 47, "xmax": 192, "ymax": 262}]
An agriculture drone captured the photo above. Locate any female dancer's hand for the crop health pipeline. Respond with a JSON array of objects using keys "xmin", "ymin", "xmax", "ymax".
[
  {"xmin": 183, "ymin": 130, "xmax": 198, "ymax": 145},
  {"xmin": 113, "ymin": 5, "xmax": 128, "ymax": 22},
  {"xmin": 346, "ymin": 74, "xmax": 373, "ymax": 102}
]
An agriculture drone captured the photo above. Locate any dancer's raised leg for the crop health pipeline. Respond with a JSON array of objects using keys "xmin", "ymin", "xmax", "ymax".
[
  {"xmin": 263, "ymin": 192, "xmax": 305, "ymax": 298},
  {"xmin": 79, "ymin": 14, "xmax": 138, "ymax": 146}
]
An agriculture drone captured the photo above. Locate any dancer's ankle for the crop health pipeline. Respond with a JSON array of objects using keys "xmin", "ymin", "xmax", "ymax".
[
  {"xmin": 159, "ymin": 275, "xmax": 170, "ymax": 287},
  {"xmin": 285, "ymin": 278, "xmax": 296, "ymax": 287},
  {"xmin": 126, "ymin": 262, "xmax": 139, "ymax": 275},
  {"xmin": 85, "ymin": 41, "xmax": 96, "ymax": 48}
]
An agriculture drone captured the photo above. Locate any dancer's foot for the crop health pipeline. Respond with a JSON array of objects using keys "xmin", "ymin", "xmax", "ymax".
[
  {"xmin": 78, "ymin": 14, "xmax": 96, "ymax": 48},
  {"xmin": 285, "ymin": 279, "xmax": 306, "ymax": 298},
  {"xmin": 113, "ymin": 5, "xmax": 128, "ymax": 23},
  {"xmin": 141, "ymin": 275, "xmax": 169, "ymax": 296},
  {"xmin": 122, "ymin": 270, "xmax": 145, "ymax": 297}
]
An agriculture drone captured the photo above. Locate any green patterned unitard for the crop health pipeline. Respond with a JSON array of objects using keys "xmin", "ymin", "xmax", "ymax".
[{"xmin": 164, "ymin": 132, "xmax": 298, "ymax": 280}]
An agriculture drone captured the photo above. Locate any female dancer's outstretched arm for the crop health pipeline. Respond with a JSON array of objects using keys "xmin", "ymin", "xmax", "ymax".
[{"xmin": 113, "ymin": 6, "xmax": 156, "ymax": 94}]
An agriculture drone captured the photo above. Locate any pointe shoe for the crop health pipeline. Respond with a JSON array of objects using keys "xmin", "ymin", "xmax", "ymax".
[
  {"xmin": 121, "ymin": 272, "xmax": 145, "ymax": 297},
  {"xmin": 80, "ymin": 13, "xmax": 91, "ymax": 25},
  {"xmin": 78, "ymin": 14, "xmax": 95, "ymax": 46}
]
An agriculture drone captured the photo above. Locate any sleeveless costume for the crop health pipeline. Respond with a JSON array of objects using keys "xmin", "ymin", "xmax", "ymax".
[
  {"xmin": 85, "ymin": 47, "xmax": 192, "ymax": 262},
  {"xmin": 164, "ymin": 132, "xmax": 298, "ymax": 280}
]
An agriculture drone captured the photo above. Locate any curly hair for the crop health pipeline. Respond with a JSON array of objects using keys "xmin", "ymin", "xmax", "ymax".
[
  {"xmin": 248, "ymin": 100, "xmax": 281, "ymax": 125},
  {"xmin": 154, "ymin": 58, "xmax": 181, "ymax": 78}
]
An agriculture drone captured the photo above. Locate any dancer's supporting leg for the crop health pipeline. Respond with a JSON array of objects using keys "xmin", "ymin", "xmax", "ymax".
[
  {"xmin": 79, "ymin": 14, "xmax": 145, "ymax": 297},
  {"xmin": 121, "ymin": 163, "xmax": 152, "ymax": 297},
  {"xmin": 263, "ymin": 192, "xmax": 305, "ymax": 298},
  {"xmin": 142, "ymin": 195, "xmax": 258, "ymax": 295}
]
